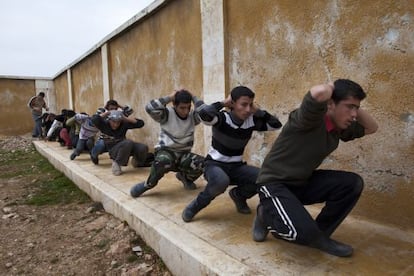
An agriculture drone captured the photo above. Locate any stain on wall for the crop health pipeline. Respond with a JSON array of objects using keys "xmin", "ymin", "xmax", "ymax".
[
  {"xmin": 226, "ymin": 0, "xmax": 414, "ymax": 229},
  {"xmin": 108, "ymin": 0, "xmax": 204, "ymax": 153},
  {"xmin": 0, "ymin": 78, "xmax": 35, "ymax": 135},
  {"xmin": 71, "ymin": 50, "xmax": 103, "ymax": 115},
  {"xmin": 0, "ymin": 0, "xmax": 412, "ymax": 230},
  {"xmin": 54, "ymin": 72, "xmax": 69, "ymax": 114}
]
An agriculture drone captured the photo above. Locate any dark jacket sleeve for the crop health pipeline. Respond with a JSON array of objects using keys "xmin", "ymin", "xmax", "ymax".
[
  {"xmin": 91, "ymin": 114, "xmax": 105, "ymax": 129},
  {"xmin": 127, "ymin": 119, "xmax": 145, "ymax": 129},
  {"xmin": 253, "ymin": 109, "xmax": 283, "ymax": 131},
  {"xmin": 197, "ymin": 101, "xmax": 223, "ymax": 124}
]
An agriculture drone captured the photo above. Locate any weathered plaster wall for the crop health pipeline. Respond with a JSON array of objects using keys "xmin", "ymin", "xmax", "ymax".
[
  {"xmin": 71, "ymin": 50, "xmax": 103, "ymax": 115},
  {"xmin": 226, "ymin": 0, "xmax": 414, "ymax": 229},
  {"xmin": 108, "ymin": 0, "xmax": 204, "ymax": 152},
  {"xmin": 0, "ymin": 78, "xmax": 35, "ymax": 135},
  {"xmin": 54, "ymin": 72, "xmax": 69, "ymax": 113},
  {"xmin": 0, "ymin": 0, "xmax": 412, "ymax": 230}
]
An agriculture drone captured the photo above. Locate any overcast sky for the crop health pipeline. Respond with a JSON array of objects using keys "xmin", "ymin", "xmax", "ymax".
[{"xmin": 0, "ymin": 0, "xmax": 154, "ymax": 77}]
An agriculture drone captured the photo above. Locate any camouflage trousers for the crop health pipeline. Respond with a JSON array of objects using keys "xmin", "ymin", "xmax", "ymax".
[{"xmin": 145, "ymin": 148, "xmax": 204, "ymax": 188}]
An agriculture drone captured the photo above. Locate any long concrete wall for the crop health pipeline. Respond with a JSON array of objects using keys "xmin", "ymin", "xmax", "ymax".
[{"xmin": 0, "ymin": 0, "xmax": 413, "ymax": 230}]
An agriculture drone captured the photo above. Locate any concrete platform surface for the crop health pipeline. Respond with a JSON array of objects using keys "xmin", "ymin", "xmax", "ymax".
[{"xmin": 33, "ymin": 141, "xmax": 414, "ymax": 276}]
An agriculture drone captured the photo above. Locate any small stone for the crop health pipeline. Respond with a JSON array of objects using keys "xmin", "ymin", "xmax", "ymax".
[
  {"xmin": 111, "ymin": 260, "xmax": 118, "ymax": 267},
  {"xmin": 2, "ymin": 213, "xmax": 17, "ymax": 219},
  {"xmin": 5, "ymin": 262, "xmax": 13, "ymax": 268}
]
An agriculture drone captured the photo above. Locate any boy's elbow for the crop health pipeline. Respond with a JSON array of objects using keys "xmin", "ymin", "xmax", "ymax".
[{"xmin": 365, "ymin": 122, "xmax": 379, "ymax": 135}]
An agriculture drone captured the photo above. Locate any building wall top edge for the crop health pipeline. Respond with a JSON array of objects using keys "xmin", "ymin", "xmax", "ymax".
[{"xmin": 51, "ymin": 0, "xmax": 169, "ymax": 80}]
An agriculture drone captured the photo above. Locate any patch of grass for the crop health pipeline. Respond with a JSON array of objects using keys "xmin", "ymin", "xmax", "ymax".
[
  {"xmin": 130, "ymin": 237, "xmax": 152, "ymax": 252},
  {"xmin": 0, "ymin": 148, "xmax": 39, "ymax": 179},
  {"xmin": 156, "ymin": 258, "xmax": 168, "ymax": 270},
  {"xmin": 96, "ymin": 239, "xmax": 110, "ymax": 249},
  {"xmin": 127, "ymin": 254, "xmax": 138, "ymax": 263},
  {"xmin": 0, "ymin": 144, "xmax": 90, "ymax": 206},
  {"xmin": 25, "ymin": 173, "xmax": 90, "ymax": 205}
]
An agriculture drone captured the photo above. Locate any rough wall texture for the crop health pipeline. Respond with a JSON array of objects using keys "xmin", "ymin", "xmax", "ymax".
[
  {"xmin": 0, "ymin": 78, "xmax": 35, "ymax": 135},
  {"xmin": 54, "ymin": 72, "xmax": 69, "ymax": 114},
  {"xmin": 0, "ymin": 0, "xmax": 412, "ymax": 230},
  {"xmin": 71, "ymin": 50, "xmax": 103, "ymax": 115},
  {"xmin": 108, "ymin": 0, "xmax": 204, "ymax": 152},
  {"xmin": 226, "ymin": 0, "xmax": 414, "ymax": 229}
]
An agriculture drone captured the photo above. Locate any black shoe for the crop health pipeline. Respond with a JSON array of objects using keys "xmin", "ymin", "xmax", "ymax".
[
  {"xmin": 176, "ymin": 172, "xmax": 197, "ymax": 190},
  {"xmin": 70, "ymin": 152, "xmax": 77, "ymax": 160},
  {"xmin": 90, "ymin": 154, "xmax": 99, "ymax": 165},
  {"xmin": 182, "ymin": 199, "xmax": 202, "ymax": 222},
  {"xmin": 229, "ymin": 187, "xmax": 251, "ymax": 214},
  {"xmin": 252, "ymin": 205, "xmax": 268, "ymax": 242},
  {"xmin": 309, "ymin": 236, "xmax": 353, "ymax": 257},
  {"xmin": 130, "ymin": 182, "xmax": 149, "ymax": 198}
]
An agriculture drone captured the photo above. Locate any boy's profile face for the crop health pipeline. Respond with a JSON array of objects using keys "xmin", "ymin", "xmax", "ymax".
[
  {"xmin": 328, "ymin": 96, "xmax": 360, "ymax": 130},
  {"xmin": 231, "ymin": 96, "xmax": 254, "ymax": 121},
  {"xmin": 174, "ymin": 102, "xmax": 191, "ymax": 119}
]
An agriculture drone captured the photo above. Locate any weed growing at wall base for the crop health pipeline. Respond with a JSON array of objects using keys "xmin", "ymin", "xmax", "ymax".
[{"xmin": 0, "ymin": 144, "xmax": 90, "ymax": 206}]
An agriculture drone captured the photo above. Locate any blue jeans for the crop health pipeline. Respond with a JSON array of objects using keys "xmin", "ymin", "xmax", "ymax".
[
  {"xmin": 32, "ymin": 113, "xmax": 43, "ymax": 137},
  {"xmin": 195, "ymin": 159, "xmax": 259, "ymax": 209},
  {"xmin": 90, "ymin": 139, "xmax": 107, "ymax": 159},
  {"xmin": 73, "ymin": 137, "xmax": 95, "ymax": 156}
]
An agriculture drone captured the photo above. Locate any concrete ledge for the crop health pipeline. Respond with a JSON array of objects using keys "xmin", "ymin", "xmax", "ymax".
[
  {"xmin": 33, "ymin": 141, "xmax": 414, "ymax": 275},
  {"xmin": 34, "ymin": 141, "xmax": 257, "ymax": 275}
]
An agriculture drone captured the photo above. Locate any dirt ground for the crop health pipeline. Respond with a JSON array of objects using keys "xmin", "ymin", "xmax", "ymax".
[{"xmin": 0, "ymin": 135, "xmax": 171, "ymax": 276}]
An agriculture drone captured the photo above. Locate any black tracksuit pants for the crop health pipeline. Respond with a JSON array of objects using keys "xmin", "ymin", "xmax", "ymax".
[{"xmin": 258, "ymin": 169, "xmax": 364, "ymax": 245}]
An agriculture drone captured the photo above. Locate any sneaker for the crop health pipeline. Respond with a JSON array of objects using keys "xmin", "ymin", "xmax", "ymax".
[
  {"xmin": 90, "ymin": 154, "xmax": 99, "ymax": 165},
  {"xmin": 176, "ymin": 172, "xmax": 197, "ymax": 190},
  {"xmin": 182, "ymin": 199, "xmax": 202, "ymax": 222},
  {"xmin": 70, "ymin": 152, "xmax": 77, "ymax": 160},
  {"xmin": 112, "ymin": 161, "xmax": 122, "ymax": 176},
  {"xmin": 130, "ymin": 182, "xmax": 149, "ymax": 198},
  {"xmin": 252, "ymin": 205, "xmax": 268, "ymax": 242},
  {"xmin": 229, "ymin": 187, "xmax": 251, "ymax": 214}
]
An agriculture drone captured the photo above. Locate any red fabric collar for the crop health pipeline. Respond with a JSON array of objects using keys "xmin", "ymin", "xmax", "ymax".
[{"xmin": 324, "ymin": 115, "xmax": 336, "ymax": 132}]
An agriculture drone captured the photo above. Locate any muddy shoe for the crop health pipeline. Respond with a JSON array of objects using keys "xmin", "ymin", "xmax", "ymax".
[
  {"xmin": 130, "ymin": 182, "xmax": 149, "ymax": 198},
  {"xmin": 182, "ymin": 199, "xmax": 202, "ymax": 222},
  {"xmin": 229, "ymin": 187, "xmax": 251, "ymax": 214},
  {"xmin": 176, "ymin": 172, "xmax": 197, "ymax": 190},
  {"xmin": 112, "ymin": 161, "xmax": 122, "ymax": 176}
]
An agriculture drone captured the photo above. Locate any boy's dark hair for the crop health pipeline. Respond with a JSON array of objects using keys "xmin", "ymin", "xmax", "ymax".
[
  {"xmin": 38, "ymin": 92, "xmax": 45, "ymax": 97},
  {"xmin": 173, "ymin": 89, "xmax": 192, "ymax": 106},
  {"xmin": 332, "ymin": 79, "xmax": 366, "ymax": 103},
  {"xmin": 105, "ymin": 100, "xmax": 120, "ymax": 110},
  {"xmin": 230, "ymin": 86, "xmax": 255, "ymax": 102}
]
